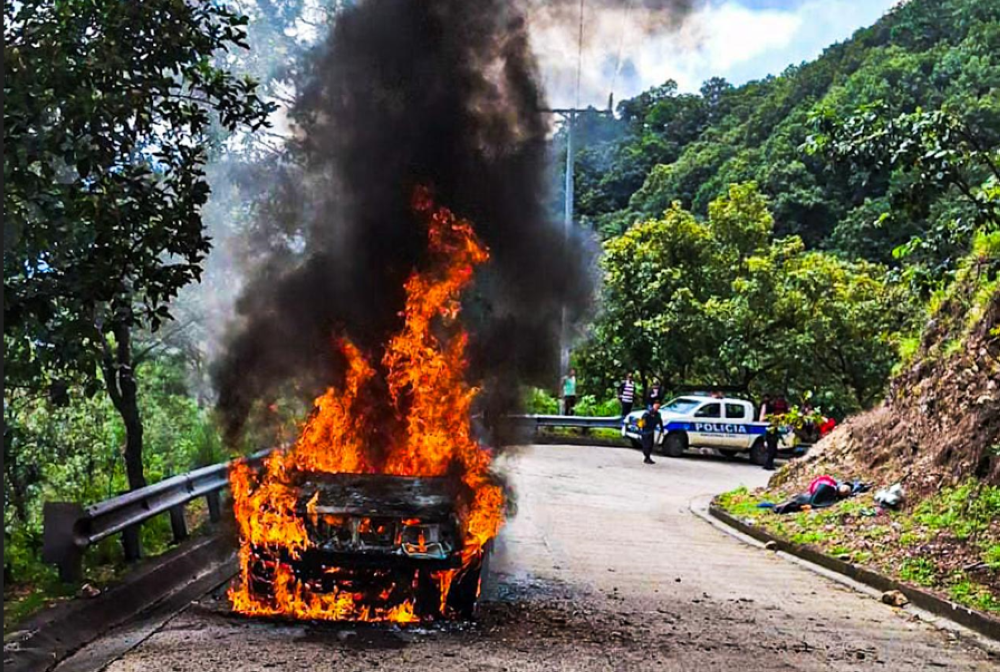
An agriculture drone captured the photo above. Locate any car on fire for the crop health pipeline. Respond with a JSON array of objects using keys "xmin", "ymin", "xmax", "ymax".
[
  {"xmin": 245, "ymin": 472, "xmax": 488, "ymax": 619},
  {"xmin": 621, "ymin": 395, "xmax": 810, "ymax": 464}
]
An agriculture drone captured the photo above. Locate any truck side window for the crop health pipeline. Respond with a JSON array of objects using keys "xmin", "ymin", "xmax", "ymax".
[
  {"xmin": 725, "ymin": 403, "xmax": 746, "ymax": 419},
  {"xmin": 694, "ymin": 403, "xmax": 721, "ymax": 419}
]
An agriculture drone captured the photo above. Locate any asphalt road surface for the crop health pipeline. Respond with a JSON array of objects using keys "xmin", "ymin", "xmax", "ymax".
[{"xmin": 100, "ymin": 444, "xmax": 995, "ymax": 671}]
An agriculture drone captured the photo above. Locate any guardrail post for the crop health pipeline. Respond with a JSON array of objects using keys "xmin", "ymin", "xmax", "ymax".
[
  {"xmin": 206, "ymin": 491, "xmax": 222, "ymax": 523},
  {"xmin": 169, "ymin": 504, "xmax": 188, "ymax": 543},
  {"xmin": 122, "ymin": 525, "xmax": 142, "ymax": 562},
  {"xmin": 42, "ymin": 502, "xmax": 85, "ymax": 583}
]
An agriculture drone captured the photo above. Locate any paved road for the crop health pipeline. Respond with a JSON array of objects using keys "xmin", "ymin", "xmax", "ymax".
[{"xmin": 101, "ymin": 444, "xmax": 994, "ymax": 671}]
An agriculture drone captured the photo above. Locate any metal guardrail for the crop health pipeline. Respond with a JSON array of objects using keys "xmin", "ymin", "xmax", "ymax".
[
  {"xmin": 42, "ymin": 449, "xmax": 270, "ymax": 582},
  {"xmin": 511, "ymin": 414, "xmax": 625, "ymax": 430},
  {"xmin": 39, "ymin": 415, "xmax": 624, "ymax": 583}
]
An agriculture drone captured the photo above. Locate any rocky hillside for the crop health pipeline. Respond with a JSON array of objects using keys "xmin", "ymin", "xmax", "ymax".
[
  {"xmin": 721, "ymin": 243, "xmax": 1000, "ymax": 613},
  {"xmin": 777, "ymin": 258, "xmax": 999, "ymax": 495}
]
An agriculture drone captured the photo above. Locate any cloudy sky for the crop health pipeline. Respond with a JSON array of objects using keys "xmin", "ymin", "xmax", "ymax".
[{"xmin": 533, "ymin": 0, "xmax": 901, "ymax": 108}]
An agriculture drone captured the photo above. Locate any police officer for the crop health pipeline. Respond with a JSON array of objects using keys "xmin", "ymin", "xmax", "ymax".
[
  {"xmin": 639, "ymin": 400, "xmax": 663, "ymax": 465},
  {"xmin": 764, "ymin": 415, "xmax": 781, "ymax": 471}
]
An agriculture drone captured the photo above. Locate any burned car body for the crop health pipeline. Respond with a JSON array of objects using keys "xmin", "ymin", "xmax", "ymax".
[
  {"xmin": 301, "ymin": 473, "xmax": 461, "ymax": 567},
  {"xmin": 245, "ymin": 472, "xmax": 487, "ymax": 619}
]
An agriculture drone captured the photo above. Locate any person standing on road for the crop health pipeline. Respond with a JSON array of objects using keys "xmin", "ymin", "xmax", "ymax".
[
  {"xmin": 646, "ymin": 379, "xmax": 663, "ymax": 407},
  {"xmin": 639, "ymin": 400, "xmax": 663, "ymax": 465},
  {"xmin": 562, "ymin": 368, "xmax": 578, "ymax": 416},
  {"xmin": 618, "ymin": 372, "xmax": 636, "ymax": 417},
  {"xmin": 763, "ymin": 414, "xmax": 781, "ymax": 471}
]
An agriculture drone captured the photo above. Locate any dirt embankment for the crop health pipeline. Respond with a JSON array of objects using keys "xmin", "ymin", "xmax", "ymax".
[
  {"xmin": 723, "ymin": 278, "xmax": 1000, "ymax": 613},
  {"xmin": 777, "ymin": 289, "xmax": 999, "ymax": 495}
]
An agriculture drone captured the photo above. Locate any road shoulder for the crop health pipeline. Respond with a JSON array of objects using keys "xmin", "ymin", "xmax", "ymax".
[{"xmin": 689, "ymin": 494, "xmax": 1000, "ymax": 658}]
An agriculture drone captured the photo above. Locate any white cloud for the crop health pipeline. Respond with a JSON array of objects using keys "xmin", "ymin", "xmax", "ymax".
[{"xmin": 531, "ymin": 0, "xmax": 898, "ymax": 108}]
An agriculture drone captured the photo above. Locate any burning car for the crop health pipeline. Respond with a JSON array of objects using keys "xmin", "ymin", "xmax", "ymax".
[
  {"xmin": 242, "ymin": 472, "xmax": 488, "ymax": 620},
  {"xmin": 228, "ymin": 188, "xmax": 503, "ymax": 623}
]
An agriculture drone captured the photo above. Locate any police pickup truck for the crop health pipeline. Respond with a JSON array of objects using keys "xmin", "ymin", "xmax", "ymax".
[{"xmin": 621, "ymin": 395, "xmax": 804, "ymax": 465}]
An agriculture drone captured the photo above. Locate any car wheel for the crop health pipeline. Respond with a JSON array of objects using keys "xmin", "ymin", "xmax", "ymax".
[
  {"xmin": 447, "ymin": 554, "xmax": 485, "ymax": 619},
  {"xmin": 749, "ymin": 437, "xmax": 768, "ymax": 466},
  {"xmin": 718, "ymin": 449, "xmax": 741, "ymax": 460},
  {"xmin": 629, "ymin": 438, "xmax": 642, "ymax": 451},
  {"xmin": 414, "ymin": 569, "xmax": 444, "ymax": 618},
  {"xmin": 663, "ymin": 432, "xmax": 687, "ymax": 458}
]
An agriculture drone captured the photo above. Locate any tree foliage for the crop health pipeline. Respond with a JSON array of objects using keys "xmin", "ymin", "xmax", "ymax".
[
  {"xmin": 560, "ymin": 0, "xmax": 1000, "ymax": 267},
  {"xmin": 807, "ymin": 102, "xmax": 1000, "ymax": 293},
  {"xmin": 4, "ymin": 0, "xmax": 273, "ymax": 488},
  {"xmin": 578, "ymin": 184, "xmax": 911, "ymax": 416}
]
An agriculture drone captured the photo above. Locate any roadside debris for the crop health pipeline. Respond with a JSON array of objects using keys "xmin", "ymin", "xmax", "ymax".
[
  {"xmin": 77, "ymin": 583, "xmax": 101, "ymax": 599},
  {"xmin": 874, "ymin": 483, "xmax": 905, "ymax": 509},
  {"xmin": 881, "ymin": 590, "xmax": 909, "ymax": 607}
]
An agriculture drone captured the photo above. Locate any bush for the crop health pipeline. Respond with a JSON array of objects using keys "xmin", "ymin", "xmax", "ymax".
[
  {"xmin": 573, "ymin": 395, "xmax": 621, "ymax": 416},
  {"xmin": 3, "ymin": 352, "xmax": 226, "ymax": 597},
  {"xmin": 523, "ymin": 388, "xmax": 559, "ymax": 414}
]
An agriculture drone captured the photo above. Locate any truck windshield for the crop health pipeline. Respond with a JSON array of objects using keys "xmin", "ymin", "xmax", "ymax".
[{"xmin": 661, "ymin": 397, "xmax": 701, "ymax": 414}]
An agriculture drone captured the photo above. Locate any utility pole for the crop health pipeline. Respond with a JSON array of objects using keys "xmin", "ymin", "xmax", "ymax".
[{"xmin": 540, "ymin": 103, "xmax": 612, "ymax": 385}]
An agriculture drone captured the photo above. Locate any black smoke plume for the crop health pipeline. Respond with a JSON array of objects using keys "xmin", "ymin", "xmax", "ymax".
[{"xmin": 214, "ymin": 0, "xmax": 594, "ymax": 445}]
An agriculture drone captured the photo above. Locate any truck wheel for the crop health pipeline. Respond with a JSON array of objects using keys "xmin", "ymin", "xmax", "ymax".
[
  {"xmin": 718, "ymin": 449, "xmax": 741, "ymax": 460},
  {"xmin": 749, "ymin": 438, "xmax": 768, "ymax": 466},
  {"xmin": 663, "ymin": 432, "xmax": 687, "ymax": 458}
]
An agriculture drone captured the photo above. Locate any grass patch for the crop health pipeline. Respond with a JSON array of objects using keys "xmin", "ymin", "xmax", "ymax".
[
  {"xmin": 852, "ymin": 550, "xmax": 874, "ymax": 565},
  {"xmin": 791, "ymin": 529, "xmax": 828, "ymax": 546},
  {"xmin": 949, "ymin": 578, "xmax": 1000, "ymax": 613},
  {"xmin": 715, "ymin": 480, "xmax": 1000, "ymax": 614},
  {"xmin": 3, "ymin": 575, "xmax": 77, "ymax": 633},
  {"xmin": 984, "ymin": 544, "xmax": 1000, "ymax": 570},
  {"xmin": 899, "ymin": 557, "xmax": 939, "ymax": 587},
  {"xmin": 912, "ymin": 482, "xmax": 1000, "ymax": 540},
  {"xmin": 715, "ymin": 486, "xmax": 764, "ymax": 518}
]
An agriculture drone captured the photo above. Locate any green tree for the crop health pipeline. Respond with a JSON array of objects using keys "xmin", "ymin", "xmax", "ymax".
[
  {"xmin": 808, "ymin": 102, "xmax": 1000, "ymax": 291},
  {"xmin": 4, "ymin": 0, "xmax": 273, "ymax": 490},
  {"xmin": 583, "ymin": 203, "xmax": 720, "ymax": 393},
  {"xmin": 579, "ymin": 184, "xmax": 908, "ymax": 416},
  {"xmin": 565, "ymin": 0, "xmax": 1000, "ymax": 267}
]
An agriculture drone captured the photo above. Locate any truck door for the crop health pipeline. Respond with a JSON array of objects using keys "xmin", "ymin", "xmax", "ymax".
[
  {"xmin": 690, "ymin": 402, "xmax": 722, "ymax": 446},
  {"xmin": 722, "ymin": 402, "xmax": 752, "ymax": 447}
]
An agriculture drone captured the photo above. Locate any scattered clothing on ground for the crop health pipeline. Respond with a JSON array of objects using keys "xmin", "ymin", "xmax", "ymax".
[{"xmin": 874, "ymin": 483, "xmax": 904, "ymax": 509}]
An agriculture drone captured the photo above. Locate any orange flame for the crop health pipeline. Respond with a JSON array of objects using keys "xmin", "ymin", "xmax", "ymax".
[{"xmin": 228, "ymin": 186, "xmax": 503, "ymax": 622}]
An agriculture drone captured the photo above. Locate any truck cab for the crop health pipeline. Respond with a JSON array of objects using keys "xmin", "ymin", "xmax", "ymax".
[{"xmin": 622, "ymin": 395, "xmax": 803, "ymax": 464}]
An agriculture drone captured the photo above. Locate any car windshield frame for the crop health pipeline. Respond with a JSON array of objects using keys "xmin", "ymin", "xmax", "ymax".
[{"xmin": 660, "ymin": 397, "xmax": 702, "ymax": 415}]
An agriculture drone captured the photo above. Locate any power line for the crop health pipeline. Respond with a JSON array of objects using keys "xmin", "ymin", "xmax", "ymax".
[
  {"xmin": 574, "ymin": 0, "xmax": 585, "ymax": 109},
  {"xmin": 609, "ymin": 0, "xmax": 635, "ymax": 107}
]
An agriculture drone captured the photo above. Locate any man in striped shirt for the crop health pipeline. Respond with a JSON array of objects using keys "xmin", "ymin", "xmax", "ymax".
[{"xmin": 618, "ymin": 372, "xmax": 636, "ymax": 417}]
